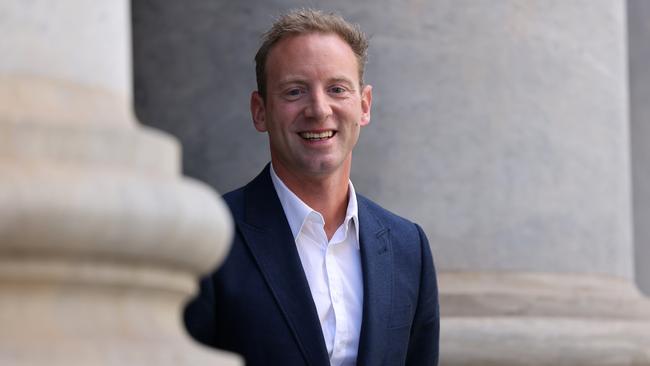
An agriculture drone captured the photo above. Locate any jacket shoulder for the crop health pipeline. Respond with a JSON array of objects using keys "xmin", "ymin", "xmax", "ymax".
[
  {"xmin": 222, "ymin": 186, "xmax": 245, "ymax": 219},
  {"xmin": 357, "ymin": 194, "xmax": 419, "ymax": 235},
  {"xmin": 357, "ymin": 194, "xmax": 420, "ymax": 240}
]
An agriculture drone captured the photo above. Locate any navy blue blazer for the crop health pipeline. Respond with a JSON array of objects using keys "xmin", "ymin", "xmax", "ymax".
[{"xmin": 184, "ymin": 165, "xmax": 439, "ymax": 365}]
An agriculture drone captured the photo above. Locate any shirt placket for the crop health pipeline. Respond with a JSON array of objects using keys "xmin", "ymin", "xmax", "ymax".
[{"xmin": 325, "ymin": 240, "xmax": 348, "ymax": 365}]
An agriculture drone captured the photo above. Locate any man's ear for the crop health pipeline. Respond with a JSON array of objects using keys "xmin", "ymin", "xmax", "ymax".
[
  {"xmin": 250, "ymin": 91, "xmax": 267, "ymax": 132},
  {"xmin": 360, "ymin": 85, "xmax": 372, "ymax": 127}
]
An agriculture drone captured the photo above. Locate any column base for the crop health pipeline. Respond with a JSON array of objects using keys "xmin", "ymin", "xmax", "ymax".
[
  {"xmin": 439, "ymin": 272, "xmax": 650, "ymax": 365},
  {"xmin": 442, "ymin": 317, "xmax": 650, "ymax": 366},
  {"xmin": 0, "ymin": 279, "xmax": 241, "ymax": 366},
  {"xmin": 1, "ymin": 109, "xmax": 238, "ymax": 364}
]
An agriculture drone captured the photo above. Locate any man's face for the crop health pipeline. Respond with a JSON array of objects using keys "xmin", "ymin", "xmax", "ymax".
[{"xmin": 251, "ymin": 33, "xmax": 372, "ymax": 180}]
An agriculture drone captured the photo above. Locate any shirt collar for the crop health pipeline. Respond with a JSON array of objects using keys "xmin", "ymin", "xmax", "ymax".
[{"xmin": 270, "ymin": 164, "xmax": 359, "ymax": 246}]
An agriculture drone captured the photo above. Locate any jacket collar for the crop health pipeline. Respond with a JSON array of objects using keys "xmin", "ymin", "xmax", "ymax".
[
  {"xmin": 356, "ymin": 196, "xmax": 392, "ymax": 366},
  {"xmin": 239, "ymin": 165, "xmax": 330, "ymax": 366}
]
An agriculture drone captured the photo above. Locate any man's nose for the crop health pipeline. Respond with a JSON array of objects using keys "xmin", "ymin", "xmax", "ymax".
[{"xmin": 304, "ymin": 90, "xmax": 332, "ymax": 121}]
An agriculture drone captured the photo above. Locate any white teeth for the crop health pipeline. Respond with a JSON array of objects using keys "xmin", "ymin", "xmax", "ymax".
[{"xmin": 299, "ymin": 131, "xmax": 334, "ymax": 140}]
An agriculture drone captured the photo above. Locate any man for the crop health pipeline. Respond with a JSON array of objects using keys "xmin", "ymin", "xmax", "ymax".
[{"xmin": 184, "ymin": 9, "xmax": 439, "ymax": 366}]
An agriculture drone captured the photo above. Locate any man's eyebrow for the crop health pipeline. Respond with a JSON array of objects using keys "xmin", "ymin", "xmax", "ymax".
[
  {"xmin": 274, "ymin": 76, "xmax": 357, "ymax": 89},
  {"xmin": 276, "ymin": 77, "xmax": 308, "ymax": 88},
  {"xmin": 329, "ymin": 77, "xmax": 355, "ymax": 86}
]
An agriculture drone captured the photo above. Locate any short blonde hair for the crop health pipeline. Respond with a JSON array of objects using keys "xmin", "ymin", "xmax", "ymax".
[{"xmin": 254, "ymin": 9, "xmax": 369, "ymax": 99}]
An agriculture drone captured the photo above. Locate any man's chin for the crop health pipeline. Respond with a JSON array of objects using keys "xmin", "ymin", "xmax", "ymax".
[
  {"xmin": 301, "ymin": 165, "xmax": 336, "ymax": 177},
  {"xmin": 299, "ymin": 159, "xmax": 349, "ymax": 177},
  {"xmin": 272, "ymin": 153, "xmax": 349, "ymax": 179}
]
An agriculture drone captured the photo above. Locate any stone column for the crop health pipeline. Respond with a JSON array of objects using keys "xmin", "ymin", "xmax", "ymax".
[
  {"xmin": 0, "ymin": 1, "xmax": 240, "ymax": 365},
  {"xmin": 350, "ymin": 0, "xmax": 650, "ymax": 364}
]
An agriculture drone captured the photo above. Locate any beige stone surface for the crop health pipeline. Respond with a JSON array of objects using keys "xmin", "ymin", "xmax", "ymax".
[
  {"xmin": 0, "ymin": 76, "xmax": 132, "ymax": 127},
  {"xmin": 441, "ymin": 317, "xmax": 650, "ymax": 366},
  {"xmin": 0, "ymin": 277, "xmax": 241, "ymax": 366},
  {"xmin": 439, "ymin": 271, "xmax": 650, "ymax": 365},
  {"xmin": 0, "ymin": 0, "xmax": 241, "ymax": 364},
  {"xmin": 440, "ymin": 271, "xmax": 650, "ymax": 319},
  {"xmin": 0, "ymin": 124, "xmax": 232, "ymax": 273},
  {"xmin": 0, "ymin": 91, "xmax": 241, "ymax": 364},
  {"xmin": 0, "ymin": 1, "xmax": 131, "ymax": 99}
]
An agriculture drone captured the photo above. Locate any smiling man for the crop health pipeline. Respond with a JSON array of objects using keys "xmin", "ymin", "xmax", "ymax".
[{"xmin": 184, "ymin": 9, "xmax": 439, "ymax": 366}]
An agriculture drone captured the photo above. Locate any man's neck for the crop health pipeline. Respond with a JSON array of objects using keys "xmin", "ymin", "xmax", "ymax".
[{"xmin": 272, "ymin": 161, "xmax": 351, "ymax": 240}]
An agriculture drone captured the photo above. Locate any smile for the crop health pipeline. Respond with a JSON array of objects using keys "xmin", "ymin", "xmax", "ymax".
[{"xmin": 299, "ymin": 130, "xmax": 336, "ymax": 140}]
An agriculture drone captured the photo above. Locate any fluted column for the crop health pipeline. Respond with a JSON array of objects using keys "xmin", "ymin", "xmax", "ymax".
[{"xmin": 0, "ymin": 1, "xmax": 240, "ymax": 364}]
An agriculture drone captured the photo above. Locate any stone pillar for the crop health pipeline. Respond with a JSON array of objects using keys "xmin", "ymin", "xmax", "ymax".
[
  {"xmin": 350, "ymin": 0, "xmax": 650, "ymax": 364},
  {"xmin": 0, "ymin": 1, "xmax": 240, "ymax": 365}
]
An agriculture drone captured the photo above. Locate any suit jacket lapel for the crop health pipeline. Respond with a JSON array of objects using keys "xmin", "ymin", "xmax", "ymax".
[
  {"xmin": 356, "ymin": 197, "xmax": 392, "ymax": 366},
  {"xmin": 237, "ymin": 166, "xmax": 329, "ymax": 366}
]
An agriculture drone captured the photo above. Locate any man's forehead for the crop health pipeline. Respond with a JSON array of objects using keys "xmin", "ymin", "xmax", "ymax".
[
  {"xmin": 265, "ymin": 33, "xmax": 359, "ymax": 75},
  {"xmin": 271, "ymin": 33, "xmax": 354, "ymax": 61}
]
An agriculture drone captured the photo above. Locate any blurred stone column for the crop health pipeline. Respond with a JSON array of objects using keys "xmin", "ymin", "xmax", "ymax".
[{"xmin": 0, "ymin": 1, "xmax": 239, "ymax": 365}]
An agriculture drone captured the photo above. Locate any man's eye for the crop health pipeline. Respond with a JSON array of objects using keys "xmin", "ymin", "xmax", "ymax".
[
  {"xmin": 329, "ymin": 86, "xmax": 346, "ymax": 94},
  {"xmin": 285, "ymin": 88, "xmax": 303, "ymax": 97}
]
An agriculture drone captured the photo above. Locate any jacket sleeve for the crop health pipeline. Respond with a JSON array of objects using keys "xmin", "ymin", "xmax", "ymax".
[
  {"xmin": 184, "ymin": 274, "xmax": 219, "ymax": 348},
  {"xmin": 405, "ymin": 223, "xmax": 440, "ymax": 365}
]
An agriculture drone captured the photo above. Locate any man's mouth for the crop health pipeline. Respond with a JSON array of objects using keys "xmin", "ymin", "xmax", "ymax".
[{"xmin": 298, "ymin": 130, "xmax": 336, "ymax": 141}]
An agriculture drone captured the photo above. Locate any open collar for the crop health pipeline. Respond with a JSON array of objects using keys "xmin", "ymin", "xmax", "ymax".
[{"xmin": 269, "ymin": 163, "xmax": 360, "ymax": 247}]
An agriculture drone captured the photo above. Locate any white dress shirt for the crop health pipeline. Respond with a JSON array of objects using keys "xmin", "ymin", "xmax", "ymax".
[{"xmin": 270, "ymin": 165, "xmax": 364, "ymax": 366}]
